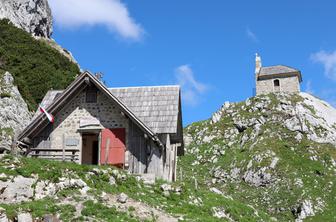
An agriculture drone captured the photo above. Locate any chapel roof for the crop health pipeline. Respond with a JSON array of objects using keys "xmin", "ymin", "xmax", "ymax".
[{"xmin": 258, "ymin": 65, "xmax": 302, "ymax": 82}]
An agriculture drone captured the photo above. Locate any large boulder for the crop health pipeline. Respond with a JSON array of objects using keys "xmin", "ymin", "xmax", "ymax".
[
  {"xmin": 0, "ymin": 176, "xmax": 36, "ymax": 203},
  {"xmin": 0, "ymin": 72, "xmax": 32, "ymax": 152},
  {"xmin": 17, "ymin": 212, "xmax": 33, "ymax": 222}
]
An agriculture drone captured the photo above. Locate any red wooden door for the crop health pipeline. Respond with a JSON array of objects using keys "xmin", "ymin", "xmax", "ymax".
[{"xmin": 100, "ymin": 128, "xmax": 126, "ymax": 167}]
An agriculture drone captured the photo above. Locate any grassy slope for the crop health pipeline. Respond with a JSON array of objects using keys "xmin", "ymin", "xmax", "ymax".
[
  {"xmin": 0, "ymin": 19, "xmax": 79, "ymax": 110},
  {"xmin": 179, "ymin": 93, "xmax": 336, "ymax": 221},
  {"xmin": 0, "ymin": 155, "xmax": 270, "ymax": 221}
]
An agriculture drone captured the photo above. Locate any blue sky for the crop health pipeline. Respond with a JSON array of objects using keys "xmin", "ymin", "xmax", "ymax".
[{"xmin": 50, "ymin": 0, "xmax": 336, "ymax": 125}]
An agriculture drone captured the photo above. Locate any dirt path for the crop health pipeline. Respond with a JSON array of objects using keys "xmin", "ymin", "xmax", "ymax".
[{"xmin": 105, "ymin": 193, "xmax": 178, "ymax": 222}]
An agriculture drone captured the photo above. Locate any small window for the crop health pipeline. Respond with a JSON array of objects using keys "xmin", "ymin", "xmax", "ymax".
[
  {"xmin": 274, "ymin": 79, "xmax": 280, "ymax": 87},
  {"xmin": 86, "ymin": 88, "xmax": 97, "ymax": 103},
  {"xmin": 274, "ymin": 79, "xmax": 280, "ymax": 92}
]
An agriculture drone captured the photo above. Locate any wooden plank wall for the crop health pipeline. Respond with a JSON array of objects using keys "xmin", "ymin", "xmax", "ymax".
[
  {"xmin": 128, "ymin": 120, "xmax": 171, "ymax": 179},
  {"xmin": 147, "ymin": 140, "xmax": 162, "ymax": 177},
  {"xmin": 33, "ymin": 124, "xmax": 53, "ymax": 148},
  {"xmin": 162, "ymin": 134, "xmax": 177, "ymax": 181},
  {"xmin": 128, "ymin": 120, "xmax": 147, "ymax": 174}
]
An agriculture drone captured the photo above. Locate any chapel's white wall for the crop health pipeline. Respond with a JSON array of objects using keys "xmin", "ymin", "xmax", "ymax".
[{"xmin": 256, "ymin": 76, "xmax": 300, "ymax": 95}]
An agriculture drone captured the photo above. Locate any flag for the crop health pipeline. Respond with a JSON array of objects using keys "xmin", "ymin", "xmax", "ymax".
[{"xmin": 39, "ymin": 106, "xmax": 54, "ymax": 123}]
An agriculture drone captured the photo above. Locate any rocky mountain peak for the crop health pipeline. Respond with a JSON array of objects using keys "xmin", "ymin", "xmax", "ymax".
[
  {"xmin": 183, "ymin": 92, "xmax": 336, "ymax": 221},
  {"xmin": 210, "ymin": 92, "xmax": 336, "ymax": 146},
  {"xmin": 0, "ymin": 0, "xmax": 52, "ymax": 38}
]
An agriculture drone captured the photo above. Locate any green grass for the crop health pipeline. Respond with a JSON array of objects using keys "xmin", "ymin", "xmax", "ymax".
[
  {"xmin": 0, "ymin": 127, "xmax": 14, "ymax": 138},
  {"xmin": 81, "ymin": 200, "xmax": 142, "ymax": 222},
  {"xmin": 0, "ymin": 198, "xmax": 76, "ymax": 221}
]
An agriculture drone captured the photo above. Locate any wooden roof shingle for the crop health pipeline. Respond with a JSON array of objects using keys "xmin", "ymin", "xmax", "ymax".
[{"xmin": 109, "ymin": 86, "xmax": 180, "ymax": 134}]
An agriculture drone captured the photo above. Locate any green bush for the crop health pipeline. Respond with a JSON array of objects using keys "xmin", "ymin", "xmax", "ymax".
[
  {"xmin": 0, "ymin": 92, "xmax": 11, "ymax": 98},
  {"xmin": 0, "ymin": 127, "xmax": 14, "ymax": 137},
  {"xmin": 0, "ymin": 19, "xmax": 79, "ymax": 110}
]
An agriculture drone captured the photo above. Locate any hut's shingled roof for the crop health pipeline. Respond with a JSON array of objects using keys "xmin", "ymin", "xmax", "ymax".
[
  {"xmin": 109, "ymin": 86, "xmax": 180, "ymax": 134},
  {"xmin": 40, "ymin": 90, "xmax": 63, "ymax": 109},
  {"xmin": 38, "ymin": 86, "xmax": 180, "ymax": 134}
]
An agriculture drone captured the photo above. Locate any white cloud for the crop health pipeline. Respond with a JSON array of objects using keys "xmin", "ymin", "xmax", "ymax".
[
  {"xmin": 49, "ymin": 0, "xmax": 143, "ymax": 40},
  {"xmin": 175, "ymin": 65, "xmax": 208, "ymax": 106},
  {"xmin": 311, "ymin": 50, "xmax": 336, "ymax": 81},
  {"xmin": 246, "ymin": 27, "xmax": 258, "ymax": 42}
]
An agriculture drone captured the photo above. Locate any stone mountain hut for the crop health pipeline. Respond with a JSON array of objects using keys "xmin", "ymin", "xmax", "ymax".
[
  {"xmin": 255, "ymin": 54, "xmax": 302, "ymax": 95},
  {"xmin": 17, "ymin": 71, "xmax": 184, "ymax": 182}
]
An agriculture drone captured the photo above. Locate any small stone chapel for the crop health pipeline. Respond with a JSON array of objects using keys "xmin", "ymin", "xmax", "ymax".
[{"xmin": 255, "ymin": 54, "xmax": 302, "ymax": 95}]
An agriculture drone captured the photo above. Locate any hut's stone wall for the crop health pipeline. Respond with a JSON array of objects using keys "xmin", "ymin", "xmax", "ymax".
[
  {"xmin": 256, "ymin": 76, "xmax": 300, "ymax": 95},
  {"xmin": 34, "ymin": 89, "xmax": 129, "ymax": 163}
]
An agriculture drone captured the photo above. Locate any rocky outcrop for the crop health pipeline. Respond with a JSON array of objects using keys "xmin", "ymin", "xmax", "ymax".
[
  {"xmin": 0, "ymin": 0, "xmax": 52, "ymax": 38},
  {"xmin": 184, "ymin": 92, "xmax": 336, "ymax": 220},
  {"xmin": 17, "ymin": 212, "xmax": 33, "ymax": 222},
  {"xmin": 40, "ymin": 37, "xmax": 79, "ymax": 66},
  {"xmin": 0, "ymin": 175, "xmax": 88, "ymax": 204},
  {"xmin": 212, "ymin": 207, "xmax": 234, "ymax": 221},
  {"xmin": 0, "ymin": 72, "xmax": 31, "ymax": 152},
  {"xmin": 210, "ymin": 92, "xmax": 336, "ymax": 146},
  {"xmin": 188, "ymin": 93, "xmax": 336, "ymax": 187}
]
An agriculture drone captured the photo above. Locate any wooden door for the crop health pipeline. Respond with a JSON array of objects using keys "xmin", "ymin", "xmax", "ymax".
[
  {"xmin": 100, "ymin": 128, "xmax": 126, "ymax": 167},
  {"xmin": 82, "ymin": 134, "xmax": 99, "ymax": 165}
]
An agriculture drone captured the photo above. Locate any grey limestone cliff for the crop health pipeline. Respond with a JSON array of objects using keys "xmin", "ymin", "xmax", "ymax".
[{"xmin": 0, "ymin": 0, "xmax": 52, "ymax": 38}]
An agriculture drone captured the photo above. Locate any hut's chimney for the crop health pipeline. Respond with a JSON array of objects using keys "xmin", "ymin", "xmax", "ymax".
[{"xmin": 255, "ymin": 53, "xmax": 262, "ymax": 76}]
